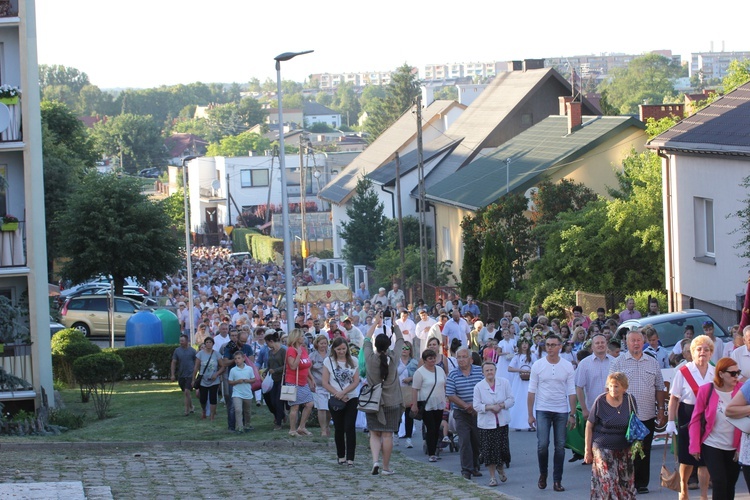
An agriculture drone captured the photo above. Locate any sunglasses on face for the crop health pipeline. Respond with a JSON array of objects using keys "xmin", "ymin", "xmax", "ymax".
[
  {"xmin": 725, "ymin": 370, "xmax": 742, "ymax": 377},
  {"xmin": 402, "ymin": 346, "xmax": 411, "ymax": 351}
]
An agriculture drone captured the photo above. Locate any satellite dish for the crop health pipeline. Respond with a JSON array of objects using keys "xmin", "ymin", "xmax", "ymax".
[
  {"xmin": 524, "ymin": 187, "xmax": 539, "ymax": 211},
  {"xmin": 0, "ymin": 104, "xmax": 10, "ymax": 134},
  {"xmin": 211, "ymin": 179, "xmax": 221, "ymax": 190}
]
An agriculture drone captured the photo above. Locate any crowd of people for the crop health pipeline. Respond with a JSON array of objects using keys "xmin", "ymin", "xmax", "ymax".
[{"xmin": 166, "ymin": 247, "xmax": 750, "ymax": 497}]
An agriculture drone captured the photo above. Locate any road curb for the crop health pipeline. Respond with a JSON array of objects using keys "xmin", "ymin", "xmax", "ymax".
[{"xmin": 0, "ymin": 439, "xmax": 332, "ymax": 451}]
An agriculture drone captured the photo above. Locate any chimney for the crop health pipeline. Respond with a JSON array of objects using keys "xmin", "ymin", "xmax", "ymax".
[
  {"xmin": 559, "ymin": 96, "xmax": 573, "ymax": 116},
  {"xmin": 566, "ymin": 101, "xmax": 582, "ymax": 133}
]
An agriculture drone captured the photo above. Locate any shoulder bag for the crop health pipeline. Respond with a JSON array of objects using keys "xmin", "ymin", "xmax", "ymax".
[
  {"xmin": 280, "ymin": 350, "xmax": 299, "ymax": 402},
  {"xmin": 625, "ymin": 393, "xmax": 650, "ymax": 443},
  {"xmin": 409, "ymin": 368, "xmax": 437, "ymax": 421},
  {"xmin": 327, "ymin": 358, "xmax": 347, "ymax": 412},
  {"xmin": 194, "ymin": 351, "xmax": 213, "ymax": 387},
  {"xmin": 357, "ymin": 383, "xmax": 382, "ymax": 413}
]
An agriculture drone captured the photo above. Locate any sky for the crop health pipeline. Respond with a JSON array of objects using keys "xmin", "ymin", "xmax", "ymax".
[{"xmin": 34, "ymin": 0, "xmax": 748, "ymax": 90}]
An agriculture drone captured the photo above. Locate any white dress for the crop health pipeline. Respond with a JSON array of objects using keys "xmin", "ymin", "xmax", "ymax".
[
  {"xmin": 508, "ymin": 352, "xmax": 538, "ymax": 430},
  {"xmin": 496, "ymin": 339, "xmax": 515, "ymax": 382}
]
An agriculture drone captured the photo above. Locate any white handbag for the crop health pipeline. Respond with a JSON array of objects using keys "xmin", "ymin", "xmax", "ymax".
[{"xmin": 279, "ymin": 352, "xmax": 299, "ymax": 402}]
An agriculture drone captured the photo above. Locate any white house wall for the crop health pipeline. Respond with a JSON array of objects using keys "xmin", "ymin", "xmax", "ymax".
[{"xmin": 667, "ymin": 154, "xmax": 748, "ymax": 312}]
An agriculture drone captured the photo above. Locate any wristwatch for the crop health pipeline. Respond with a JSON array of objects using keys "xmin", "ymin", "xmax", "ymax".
[{"xmin": 569, "ymin": 412, "xmax": 575, "ymax": 417}]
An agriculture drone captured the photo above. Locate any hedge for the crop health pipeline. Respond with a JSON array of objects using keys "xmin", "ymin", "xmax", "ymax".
[
  {"xmin": 250, "ymin": 234, "xmax": 283, "ymax": 263},
  {"xmin": 232, "ymin": 228, "xmax": 258, "ymax": 253},
  {"xmin": 101, "ymin": 344, "xmax": 178, "ymax": 380}
]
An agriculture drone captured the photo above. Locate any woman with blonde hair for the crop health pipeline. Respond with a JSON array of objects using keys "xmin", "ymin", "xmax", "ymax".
[
  {"xmin": 665, "ymin": 334, "xmax": 715, "ymax": 499},
  {"xmin": 285, "ymin": 328, "xmax": 315, "ymax": 437}
]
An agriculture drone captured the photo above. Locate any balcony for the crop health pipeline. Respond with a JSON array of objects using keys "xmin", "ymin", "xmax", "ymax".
[
  {"xmin": 0, "ymin": 220, "xmax": 25, "ymax": 268},
  {"xmin": 0, "ymin": 94, "xmax": 21, "ymax": 143},
  {"xmin": 0, "ymin": 342, "xmax": 35, "ymax": 407}
]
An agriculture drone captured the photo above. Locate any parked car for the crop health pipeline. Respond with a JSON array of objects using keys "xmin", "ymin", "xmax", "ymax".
[
  {"xmin": 615, "ymin": 309, "xmax": 730, "ymax": 351},
  {"xmin": 138, "ymin": 167, "xmax": 161, "ymax": 178},
  {"xmin": 59, "ymin": 296, "xmax": 145, "ymax": 337},
  {"xmin": 49, "ymin": 316, "xmax": 65, "ymax": 337},
  {"xmin": 57, "ymin": 282, "xmax": 151, "ymax": 308}
]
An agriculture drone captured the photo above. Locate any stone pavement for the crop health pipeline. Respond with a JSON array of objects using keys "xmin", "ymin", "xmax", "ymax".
[{"xmin": 0, "ymin": 440, "xmax": 502, "ymax": 499}]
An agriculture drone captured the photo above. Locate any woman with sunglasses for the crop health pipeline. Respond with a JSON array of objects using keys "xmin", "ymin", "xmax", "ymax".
[
  {"xmin": 398, "ymin": 340, "xmax": 419, "ymax": 448},
  {"xmin": 689, "ymin": 357, "xmax": 744, "ymax": 500}
]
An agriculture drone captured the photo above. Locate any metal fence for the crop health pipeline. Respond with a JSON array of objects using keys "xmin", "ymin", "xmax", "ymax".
[{"xmin": 407, "ymin": 282, "xmax": 522, "ymax": 320}]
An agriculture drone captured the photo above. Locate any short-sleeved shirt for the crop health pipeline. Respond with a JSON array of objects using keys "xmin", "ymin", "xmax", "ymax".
[
  {"xmin": 446, "ymin": 364, "xmax": 483, "ymax": 412},
  {"xmin": 669, "ymin": 362, "xmax": 714, "ymax": 405},
  {"xmin": 223, "ymin": 342, "xmax": 254, "ymax": 372},
  {"xmin": 588, "ymin": 392, "xmax": 636, "ymax": 450},
  {"xmin": 610, "ymin": 351, "xmax": 664, "ymax": 421},
  {"xmin": 285, "ymin": 346, "xmax": 312, "ymax": 385},
  {"xmin": 575, "ymin": 353, "xmax": 614, "ymax": 411},
  {"xmin": 324, "ymin": 357, "xmax": 359, "ymax": 400},
  {"xmin": 412, "ymin": 365, "xmax": 447, "ymax": 411},
  {"xmin": 229, "ymin": 364, "xmax": 255, "ymax": 399},
  {"xmin": 172, "ymin": 346, "xmax": 197, "ymax": 378},
  {"xmin": 196, "ymin": 350, "xmax": 221, "ymax": 387}
]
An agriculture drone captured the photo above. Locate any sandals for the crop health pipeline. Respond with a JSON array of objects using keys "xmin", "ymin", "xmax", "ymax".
[
  {"xmin": 297, "ymin": 429, "xmax": 313, "ymax": 436},
  {"xmin": 289, "ymin": 431, "xmax": 298, "ymax": 437},
  {"xmin": 428, "ymin": 456, "xmax": 438, "ymax": 462},
  {"xmin": 499, "ymin": 469, "xmax": 507, "ymax": 482},
  {"xmin": 489, "ymin": 478, "xmax": 498, "ymax": 487},
  {"xmin": 346, "ymin": 460, "xmax": 354, "ymax": 467},
  {"xmin": 337, "ymin": 458, "xmax": 346, "ymax": 465}
]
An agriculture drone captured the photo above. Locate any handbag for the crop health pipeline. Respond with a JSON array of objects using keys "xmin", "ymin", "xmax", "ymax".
[
  {"xmin": 625, "ymin": 393, "xmax": 650, "ymax": 443},
  {"xmin": 328, "ymin": 358, "xmax": 347, "ymax": 412},
  {"xmin": 409, "ymin": 368, "xmax": 437, "ymax": 421},
  {"xmin": 249, "ymin": 362, "xmax": 262, "ymax": 392},
  {"xmin": 357, "ymin": 383, "xmax": 382, "ymax": 413},
  {"xmin": 194, "ymin": 351, "xmax": 213, "ymax": 388},
  {"xmin": 519, "ymin": 364, "xmax": 531, "ymax": 381},
  {"xmin": 280, "ymin": 351, "xmax": 299, "ymax": 402},
  {"xmin": 660, "ymin": 434, "xmax": 681, "ymax": 492}
]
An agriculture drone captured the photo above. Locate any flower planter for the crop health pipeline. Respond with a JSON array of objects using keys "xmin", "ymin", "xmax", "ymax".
[
  {"xmin": 1, "ymin": 222, "xmax": 17, "ymax": 232},
  {"xmin": 0, "ymin": 96, "xmax": 18, "ymax": 105}
]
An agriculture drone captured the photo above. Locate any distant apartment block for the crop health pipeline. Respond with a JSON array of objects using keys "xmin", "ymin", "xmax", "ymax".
[
  {"xmin": 546, "ymin": 51, "xmax": 681, "ymax": 78},
  {"xmin": 423, "ymin": 61, "xmax": 502, "ymax": 81},
  {"xmin": 690, "ymin": 51, "xmax": 750, "ymax": 80},
  {"xmin": 312, "ymin": 70, "xmax": 404, "ymax": 89}
]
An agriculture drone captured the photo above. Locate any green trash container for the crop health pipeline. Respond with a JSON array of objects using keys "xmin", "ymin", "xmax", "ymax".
[{"xmin": 154, "ymin": 308, "xmax": 180, "ymax": 344}]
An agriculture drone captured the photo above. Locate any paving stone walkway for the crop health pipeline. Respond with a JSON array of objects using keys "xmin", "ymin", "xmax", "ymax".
[{"xmin": 0, "ymin": 441, "xmax": 505, "ymax": 499}]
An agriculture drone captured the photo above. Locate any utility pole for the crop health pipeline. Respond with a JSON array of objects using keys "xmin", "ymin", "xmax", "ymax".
[
  {"xmin": 395, "ymin": 152, "xmax": 405, "ymax": 288},
  {"xmin": 226, "ymin": 172, "xmax": 231, "ymax": 226},
  {"xmin": 415, "ymin": 94, "xmax": 427, "ymax": 300},
  {"xmin": 299, "ymin": 135, "xmax": 308, "ymax": 259},
  {"xmin": 265, "ymin": 147, "xmax": 278, "ymax": 225}
]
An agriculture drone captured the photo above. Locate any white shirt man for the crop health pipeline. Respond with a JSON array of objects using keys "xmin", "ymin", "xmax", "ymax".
[
  {"xmin": 342, "ymin": 319, "xmax": 364, "ymax": 349},
  {"xmin": 231, "ymin": 305, "xmax": 250, "ymax": 326},
  {"xmin": 731, "ymin": 326, "xmax": 750, "ymax": 383},
  {"xmin": 395, "ymin": 310, "xmax": 416, "ymax": 344},
  {"xmin": 415, "ymin": 309, "xmax": 437, "ymax": 355},
  {"xmin": 442, "ymin": 310, "xmax": 470, "ymax": 348}
]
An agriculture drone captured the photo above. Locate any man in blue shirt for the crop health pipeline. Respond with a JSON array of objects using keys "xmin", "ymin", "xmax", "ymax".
[
  {"xmin": 446, "ymin": 348, "xmax": 484, "ymax": 480},
  {"xmin": 461, "ymin": 295, "xmax": 480, "ymax": 318}
]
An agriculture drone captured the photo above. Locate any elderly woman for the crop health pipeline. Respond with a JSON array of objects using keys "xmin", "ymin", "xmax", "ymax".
[
  {"xmin": 665, "ymin": 334, "xmax": 715, "ymax": 499},
  {"xmin": 473, "ymin": 361, "xmax": 514, "ymax": 486},
  {"xmin": 310, "ymin": 334, "xmax": 331, "ymax": 437},
  {"xmin": 364, "ymin": 312, "xmax": 403, "ymax": 476},
  {"xmin": 398, "ymin": 340, "xmax": 418, "ymax": 448},
  {"xmin": 584, "ymin": 372, "xmax": 636, "ymax": 499},
  {"xmin": 285, "ymin": 328, "xmax": 315, "ymax": 437},
  {"xmin": 689, "ymin": 357, "xmax": 744, "ymax": 500}
]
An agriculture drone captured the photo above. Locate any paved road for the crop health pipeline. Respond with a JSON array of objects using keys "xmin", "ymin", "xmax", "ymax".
[{"xmin": 397, "ymin": 421, "xmax": 750, "ymax": 499}]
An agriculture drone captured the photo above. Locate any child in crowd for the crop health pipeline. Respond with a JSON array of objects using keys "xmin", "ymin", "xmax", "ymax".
[{"xmin": 228, "ymin": 351, "xmax": 255, "ymax": 433}]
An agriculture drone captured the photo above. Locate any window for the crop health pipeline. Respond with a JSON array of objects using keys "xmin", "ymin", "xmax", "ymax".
[
  {"xmin": 240, "ymin": 169, "xmax": 269, "ymax": 188},
  {"xmin": 694, "ymin": 197, "xmax": 715, "ymax": 263},
  {"xmin": 442, "ymin": 227, "xmax": 451, "ymax": 261}
]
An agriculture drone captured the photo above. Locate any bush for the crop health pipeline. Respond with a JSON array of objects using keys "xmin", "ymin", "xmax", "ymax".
[
  {"xmin": 251, "ymin": 234, "xmax": 283, "ymax": 263},
  {"xmin": 314, "ymin": 249, "xmax": 334, "ymax": 259},
  {"xmin": 232, "ymin": 228, "xmax": 258, "ymax": 252},
  {"xmin": 104, "ymin": 344, "xmax": 176, "ymax": 380},
  {"xmin": 51, "ymin": 329, "xmax": 101, "ymax": 386},
  {"xmin": 73, "ymin": 352, "xmax": 124, "ymax": 420},
  {"xmin": 616, "ymin": 290, "xmax": 668, "ymax": 317},
  {"xmin": 48, "ymin": 407, "xmax": 85, "ymax": 429}
]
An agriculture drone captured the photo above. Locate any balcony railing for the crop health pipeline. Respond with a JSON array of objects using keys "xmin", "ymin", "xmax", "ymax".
[
  {"xmin": 0, "ymin": 220, "xmax": 25, "ymax": 267},
  {"xmin": 0, "ymin": 94, "xmax": 21, "ymax": 142},
  {"xmin": 0, "ymin": 343, "xmax": 34, "ymax": 399}
]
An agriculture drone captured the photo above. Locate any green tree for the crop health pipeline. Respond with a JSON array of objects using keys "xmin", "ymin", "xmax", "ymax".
[
  {"xmin": 598, "ymin": 54, "xmax": 681, "ymax": 115},
  {"xmin": 363, "ymin": 64, "xmax": 420, "ymax": 140},
  {"xmin": 90, "ymin": 113, "xmax": 166, "ymax": 173},
  {"xmin": 383, "ymin": 216, "xmax": 422, "ymax": 249},
  {"xmin": 433, "ymin": 86, "xmax": 458, "ymax": 101},
  {"xmin": 722, "ymin": 59, "xmax": 750, "ymax": 94},
  {"xmin": 478, "ymin": 232, "xmax": 512, "ymax": 302},
  {"xmin": 339, "ymin": 176, "xmax": 386, "ymax": 269},
  {"xmin": 530, "ymin": 178, "xmax": 597, "ymax": 227},
  {"xmin": 331, "ymin": 82, "xmax": 361, "ymax": 128},
  {"xmin": 159, "ymin": 191, "xmax": 186, "ymax": 234},
  {"xmin": 41, "ymin": 100, "xmax": 97, "ymax": 277},
  {"xmin": 732, "ymin": 175, "xmax": 750, "ymax": 261},
  {"xmin": 78, "ymin": 84, "xmax": 118, "ymax": 116},
  {"xmin": 529, "ymin": 148, "xmax": 664, "ymax": 293},
  {"xmin": 57, "ymin": 172, "xmax": 182, "ymax": 294},
  {"xmin": 39, "ymin": 64, "xmax": 90, "ymax": 94},
  {"xmin": 205, "ymin": 131, "xmax": 271, "ymax": 157}
]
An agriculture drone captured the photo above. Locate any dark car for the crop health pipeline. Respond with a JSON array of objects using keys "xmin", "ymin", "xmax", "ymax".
[
  {"xmin": 616, "ymin": 309, "xmax": 729, "ymax": 351},
  {"xmin": 138, "ymin": 167, "xmax": 161, "ymax": 178},
  {"xmin": 50, "ymin": 316, "xmax": 66, "ymax": 337}
]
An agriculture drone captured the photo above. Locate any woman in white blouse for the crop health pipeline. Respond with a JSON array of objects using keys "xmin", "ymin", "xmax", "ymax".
[
  {"xmin": 410, "ymin": 348, "xmax": 447, "ymax": 463},
  {"xmin": 473, "ymin": 361, "xmax": 514, "ymax": 487}
]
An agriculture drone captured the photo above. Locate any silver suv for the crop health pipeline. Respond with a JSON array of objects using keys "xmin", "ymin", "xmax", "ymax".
[{"xmin": 616, "ymin": 309, "xmax": 729, "ymax": 351}]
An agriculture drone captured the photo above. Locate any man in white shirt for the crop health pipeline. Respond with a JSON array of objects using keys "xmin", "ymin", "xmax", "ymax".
[
  {"xmin": 395, "ymin": 308, "xmax": 416, "ymax": 345},
  {"xmin": 231, "ymin": 303, "xmax": 250, "ymax": 326},
  {"xmin": 731, "ymin": 326, "xmax": 750, "ymax": 382},
  {"xmin": 415, "ymin": 309, "xmax": 437, "ymax": 355},
  {"xmin": 527, "ymin": 334, "xmax": 577, "ymax": 492},
  {"xmin": 341, "ymin": 317, "xmax": 364, "ymax": 348},
  {"xmin": 442, "ymin": 309, "xmax": 470, "ymax": 348}
]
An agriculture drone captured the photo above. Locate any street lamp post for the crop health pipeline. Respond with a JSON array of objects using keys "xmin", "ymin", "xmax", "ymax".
[
  {"xmin": 275, "ymin": 50, "xmax": 313, "ymax": 329},
  {"xmin": 182, "ymin": 155, "xmax": 197, "ymax": 343}
]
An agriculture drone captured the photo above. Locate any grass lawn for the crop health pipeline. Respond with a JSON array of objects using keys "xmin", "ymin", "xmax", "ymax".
[{"xmin": 1, "ymin": 380, "xmax": 314, "ymax": 443}]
